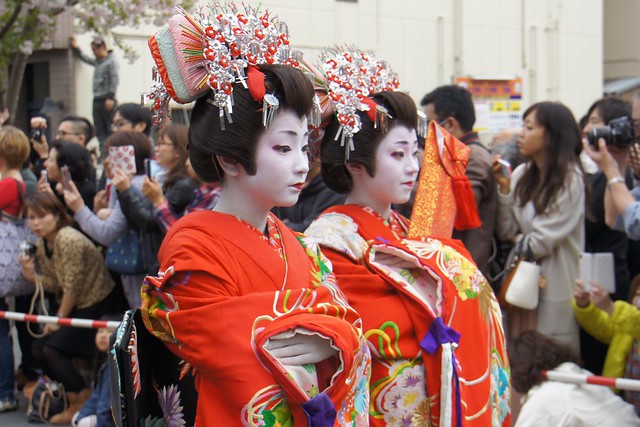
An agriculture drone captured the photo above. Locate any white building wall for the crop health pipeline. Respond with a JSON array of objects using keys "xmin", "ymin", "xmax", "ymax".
[
  {"xmin": 72, "ymin": 0, "xmax": 603, "ymax": 131},
  {"xmin": 604, "ymin": 0, "xmax": 640, "ymax": 79}
]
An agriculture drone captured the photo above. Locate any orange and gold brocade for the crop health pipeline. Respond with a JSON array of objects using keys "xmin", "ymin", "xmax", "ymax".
[
  {"xmin": 409, "ymin": 121, "xmax": 472, "ymax": 239},
  {"xmin": 306, "ymin": 205, "xmax": 510, "ymax": 427}
]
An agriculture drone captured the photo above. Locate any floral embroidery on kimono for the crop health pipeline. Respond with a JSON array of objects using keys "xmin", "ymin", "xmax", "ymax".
[
  {"xmin": 142, "ymin": 211, "xmax": 371, "ymax": 426},
  {"xmin": 306, "ymin": 205, "xmax": 510, "ymax": 427}
]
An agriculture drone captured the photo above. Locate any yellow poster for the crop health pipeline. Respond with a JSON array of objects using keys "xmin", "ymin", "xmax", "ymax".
[{"xmin": 454, "ymin": 77, "xmax": 523, "ymax": 133}]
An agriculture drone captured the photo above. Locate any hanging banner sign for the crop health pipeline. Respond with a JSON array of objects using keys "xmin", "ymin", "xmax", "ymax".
[{"xmin": 454, "ymin": 76, "xmax": 523, "ymax": 134}]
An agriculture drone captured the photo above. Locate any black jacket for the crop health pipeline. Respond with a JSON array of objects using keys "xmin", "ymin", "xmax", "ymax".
[
  {"xmin": 118, "ymin": 177, "xmax": 198, "ymax": 273},
  {"xmin": 275, "ymin": 174, "xmax": 345, "ymax": 232}
]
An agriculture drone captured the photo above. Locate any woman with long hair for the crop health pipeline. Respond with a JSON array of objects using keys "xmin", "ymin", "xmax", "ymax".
[
  {"xmin": 494, "ymin": 101, "xmax": 586, "ymax": 352},
  {"xmin": 62, "ymin": 131, "xmax": 153, "ymax": 307},
  {"xmin": 138, "ymin": 5, "xmax": 369, "ymax": 425},
  {"xmin": 147, "ymin": 123, "xmax": 190, "ymax": 186},
  {"xmin": 114, "ymin": 124, "xmax": 197, "ymax": 277},
  {"xmin": 128, "ymin": 123, "xmax": 200, "ymax": 231}
]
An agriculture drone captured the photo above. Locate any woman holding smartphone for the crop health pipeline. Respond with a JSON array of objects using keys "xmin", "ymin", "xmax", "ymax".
[
  {"xmin": 39, "ymin": 140, "xmax": 96, "ymax": 211},
  {"xmin": 62, "ymin": 131, "xmax": 153, "ymax": 308},
  {"xmin": 493, "ymin": 101, "xmax": 586, "ymax": 353},
  {"xmin": 119, "ymin": 124, "xmax": 198, "ymax": 234}
]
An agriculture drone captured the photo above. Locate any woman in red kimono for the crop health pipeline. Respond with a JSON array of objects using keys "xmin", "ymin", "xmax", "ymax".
[
  {"xmin": 139, "ymin": 6, "xmax": 370, "ymax": 426},
  {"xmin": 305, "ymin": 48, "xmax": 510, "ymax": 427}
]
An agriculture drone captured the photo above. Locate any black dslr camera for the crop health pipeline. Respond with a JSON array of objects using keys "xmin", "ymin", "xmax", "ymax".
[{"xmin": 587, "ymin": 116, "xmax": 636, "ymax": 149}]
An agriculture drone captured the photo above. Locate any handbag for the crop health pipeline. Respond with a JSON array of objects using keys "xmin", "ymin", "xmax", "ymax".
[
  {"xmin": 26, "ymin": 377, "xmax": 68, "ymax": 423},
  {"xmin": 105, "ymin": 230, "xmax": 146, "ymax": 275},
  {"xmin": 498, "ymin": 237, "xmax": 542, "ymax": 310},
  {"xmin": 0, "ymin": 180, "xmax": 36, "ymax": 297}
]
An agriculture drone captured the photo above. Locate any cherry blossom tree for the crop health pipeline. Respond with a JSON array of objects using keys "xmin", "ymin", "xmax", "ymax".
[{"xmin": 0, "ymin": 0, "xmax": 192, "ymax": 124}]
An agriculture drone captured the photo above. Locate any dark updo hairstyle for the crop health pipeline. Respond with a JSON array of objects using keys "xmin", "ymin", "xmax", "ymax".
[
  {"xmin": 321, "ymin": 91, "xmax": 418, "ymax": 193},
  {"xmin": 188, "ymin": 64, "xmax": 314, "ymax": 183},
  {"xmin": 508, "ymin": 330, "xmax": 582, "ymax": 394},
  {"xmin": 52, "ymin": 140, "xmax": 94, "ymax": 183},
  {"xmin": 104, "ymin": 131, "xmax": 152, "ymax": 175}
]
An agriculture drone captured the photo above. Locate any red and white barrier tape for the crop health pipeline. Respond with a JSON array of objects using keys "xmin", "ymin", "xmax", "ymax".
[
  {"xmin": 0, "ymin": 310, "xmax": 121, "ymax": 330},
  {"xmin": 543, "ymin": 369, "xmax": 640, "ymax": 392},
  {"xmin": 4, "ymin": 308, "xmax": 640, "ymax": 391}
]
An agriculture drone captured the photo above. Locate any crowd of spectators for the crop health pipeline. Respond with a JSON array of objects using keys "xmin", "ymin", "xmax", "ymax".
[
  {"xmin": 2, "ymin": 68, "xmax": 640, "ymax": 425},
  {"xmin": 0, "ymin": 99, "xmax": 216, "ymax": 423}
]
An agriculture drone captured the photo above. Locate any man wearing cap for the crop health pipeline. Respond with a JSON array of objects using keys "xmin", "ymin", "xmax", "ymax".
[{"xmin": 70, "ymin": 35, "xmax": 119, "ymax": 150}]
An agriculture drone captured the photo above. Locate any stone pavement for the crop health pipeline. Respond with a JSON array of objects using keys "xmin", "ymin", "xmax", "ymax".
[{"xmin": 0, "ymin": 396, "xmax": 35, "ymax": 426}]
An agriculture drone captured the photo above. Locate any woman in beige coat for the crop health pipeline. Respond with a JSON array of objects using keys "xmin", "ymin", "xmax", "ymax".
[{"xmin": 494, "ymin": 101, "xmax": 586, "ymax": 353}]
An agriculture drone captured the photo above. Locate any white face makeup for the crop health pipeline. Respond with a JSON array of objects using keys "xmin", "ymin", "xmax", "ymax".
[
  {"xmin": 239, "ymin": 109, "xmax": 310, "ymax": 210},
  {"xmin": 349, "ymin": 125, "xmax": 420, "ymax": 213}
]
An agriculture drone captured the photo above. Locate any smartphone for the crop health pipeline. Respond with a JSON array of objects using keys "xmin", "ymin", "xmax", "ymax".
[
  {"xmin": 60, "ymin": 165, "xmax": 72, "ymax": 191},
  {"xmin": 109, "ymin": 145, "xmax": 137, "ymax": 174},
  {"xmin": 40, "ymin": 169, "xmax": 48, "ymax": 183},
  {"xmin": 144, "ymin": 158, "xmax": 152, "ymax": 180},
  {"xmin": 497, "ymin": 159, "xmax": 512, "ymax": 178}
]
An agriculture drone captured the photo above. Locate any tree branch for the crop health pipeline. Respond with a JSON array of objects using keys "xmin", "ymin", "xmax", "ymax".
[
  {"xmin": 49, "ymin": 0, "xmax": 80, "ymax": 17},
  {"xmin": 5, "ymin": 7, "xmax": 37, "ymax": 123},
  {"xmin": 0, "ymin": 2, "xmax": 24, "ymax": 41}
]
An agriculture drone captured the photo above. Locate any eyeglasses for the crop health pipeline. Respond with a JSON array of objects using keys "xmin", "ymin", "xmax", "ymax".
[
  {"xmin": 111, "ymin": 120, "xmax": 132, "ymax": 130},
  {"xmin": 56, "ymin": 130, "xmax": 80, "ymax": 138},
  {"xmin": 422, "ymin": 113, "xmax": 449, "ymax": 128}
]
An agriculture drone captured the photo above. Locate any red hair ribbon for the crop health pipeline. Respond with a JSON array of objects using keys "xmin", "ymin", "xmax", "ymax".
[
  {"xmin": 361, "ymin": 97, "xmax": 378, "ymax": 123},
  {"xmin": 247, "ymin": 65, "xmax": 266, "ymax": 102}
]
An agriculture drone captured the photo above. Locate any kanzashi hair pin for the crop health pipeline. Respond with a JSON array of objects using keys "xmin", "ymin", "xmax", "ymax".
[{"xmin": 145, "ymin": 2, "xmax": 303, "ymax": 127}]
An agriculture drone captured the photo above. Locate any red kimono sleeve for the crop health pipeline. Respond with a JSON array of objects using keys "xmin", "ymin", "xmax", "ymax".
[{"xmin": 141, "ymin": 223, "xmax": 370, "ymax": 426}]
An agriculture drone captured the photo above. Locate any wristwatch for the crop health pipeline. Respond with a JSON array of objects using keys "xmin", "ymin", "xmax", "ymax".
[{"xmin": 606, "ymin": 176, "xmax": 625, "ymax": 188}]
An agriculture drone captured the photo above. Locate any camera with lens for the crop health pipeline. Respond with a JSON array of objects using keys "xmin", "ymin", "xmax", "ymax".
[
  {"xmin": 587, "ymin": 116, "xmax": 636, "ymax": 149},
  {"xmin": 30, "ymin": 128, "xmax": 42, "ymax": 141},
  {"xmin": 20, "ymin": 241, "xmax": 37, "ymax": 258}
]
